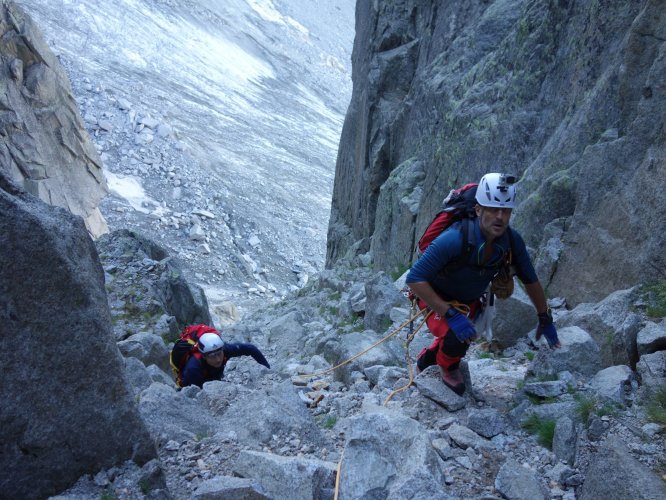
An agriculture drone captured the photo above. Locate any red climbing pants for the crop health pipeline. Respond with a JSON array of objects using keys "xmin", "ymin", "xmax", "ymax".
[{"xmin": 416, "ymin": 298, "xmax": 480, "ymax": 370}]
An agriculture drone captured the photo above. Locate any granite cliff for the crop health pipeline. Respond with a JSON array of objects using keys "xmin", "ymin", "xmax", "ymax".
[
  {"xmin": 0, "ymin": 0, "xmax": 108, "ymax": 236},
  {"xmin": 327, "ymin": 0, "xmax": 666, "ymax": 306}
]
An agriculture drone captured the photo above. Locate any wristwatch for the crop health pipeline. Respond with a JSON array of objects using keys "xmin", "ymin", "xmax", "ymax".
[{"xmin": 538, "ymin": 308, "xmax": 553, "ymax": 325}]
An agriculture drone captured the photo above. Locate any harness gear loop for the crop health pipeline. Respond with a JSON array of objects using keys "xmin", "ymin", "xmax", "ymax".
[{"xmin": 447, "ymin": 300, "xmax": 471, "ymax": 316}]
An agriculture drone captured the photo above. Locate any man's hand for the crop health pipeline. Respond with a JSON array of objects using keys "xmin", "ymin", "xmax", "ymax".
[
  {"xmin": 445, "ymin": 310, "xmax": 477, "ymax": 343},
  {"xmin": 536, "ymin": 310, "xmax": 561, "ymax": 348}
]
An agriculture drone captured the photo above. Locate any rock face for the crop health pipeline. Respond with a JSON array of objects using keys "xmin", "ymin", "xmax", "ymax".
[
  {"xmin": 327, "ymin": 0, "xmax": 666, "ymax": 306},
  {"xmin": 0, "ymin": 177, "xmax": 155, "ymax": 498},
  {"xmin": 0, "ymin": 0, "xmax": 107, "ymax": 236}
]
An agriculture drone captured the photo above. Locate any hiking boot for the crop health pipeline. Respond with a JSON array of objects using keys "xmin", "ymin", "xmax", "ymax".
[{"xmin": 439, "ymin": 366, "xmax": 465, "ymax": 396}]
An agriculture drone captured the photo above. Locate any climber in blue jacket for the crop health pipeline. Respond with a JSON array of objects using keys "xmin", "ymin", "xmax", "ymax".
[
  {"xmin": 406, "ymin": 173, "xmax": 559, "ymax": 395},
  {"xmin": 181, "ymin": 332, "xmax": 270, "ymax": 388}
]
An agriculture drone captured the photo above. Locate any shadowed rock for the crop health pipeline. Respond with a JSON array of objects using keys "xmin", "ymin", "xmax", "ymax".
[{"xmin": 0, "ymin": 178, "xmax": 155, "ymax": 498}]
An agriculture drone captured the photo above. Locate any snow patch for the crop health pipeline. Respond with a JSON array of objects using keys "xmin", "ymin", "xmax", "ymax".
[{"xmin": 104, "ymin": 170, "xmax": 166, "ymax": 216}]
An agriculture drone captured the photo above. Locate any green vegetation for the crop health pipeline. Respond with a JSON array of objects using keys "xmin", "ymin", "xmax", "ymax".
[
  {"xmin": 603, "ymin": 330, "xmax": 614, "ymax": 347},
  {"xmin": 642, "ymin": 280, "xmax": 666, "ymax": 318},
  {"xmin": 101, "ymin": 490, "xmax": 118, "ymax": 500},
  {"xmin": 573, "ymin": 393, "xmax": 620, "ymax": 424},
  {"xmin": 574, "ymin": 394, "xmax": 597, "ymax": 424},
  {"xmin": 123, "ymin": 301, "xmax": 141, "ymax": 317},
  {"xmin": 378, "ymin": 317, "xmax": 393, "ymax": 333},
  {"xmin": 323, "ymin": 416, "xmax": 337, "ymax": 429},
  {"xmin": 477, "ymin": 352, "xmax": 495, "ymax": 360},
  {"xmin": 522, "ymin": 414, "xmax": 556, "ymax": 449},
  {"xmin": 138, "ymin": 479, "xmax": 152, "ymax": 495},
  {"xmin": 646, "ymin": 386, "xmax": 666, "ymax": 425},
  {"xmin": 524, "ymin": 351, "xmax": 535, "ymax": 361},
  {"xmin": 391, "ymin": 263, "xmax": 410, "ymax": 281},
  {"xmin": 337, "ymin": 315, "xmax": 364, "ymax": 333},
  {"xmin": 526, "ymin": 392, "xmax": 558, "ymax": 405},
  {"xmin": 161, "ymin": 331, "xmax": 175, "ymax": 345}
]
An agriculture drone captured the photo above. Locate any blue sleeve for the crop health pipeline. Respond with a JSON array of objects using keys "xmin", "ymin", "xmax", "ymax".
[
  {"xmin": 406, "ymin": 228, "xmax": 463, "ymax": 283},
  {"xmin": 510, "ymin": 229, "xmax": 539, "ymax": 284},
  {"xmin": 181, "ymin": 356, "xmax": 205, "ymax": 388},
  {"xmin": 224, "ymin": 343, "xmax": 270, "ymax": 368}
]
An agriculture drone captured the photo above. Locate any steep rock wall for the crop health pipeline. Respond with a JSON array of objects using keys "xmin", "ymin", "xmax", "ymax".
[
  {"xmin": 327, "ymin": 0, "xmax": 666, "ymax": 305},
  {"xmin": 0, "ymin": 0, "xmax": 107, "ymax": 236}
]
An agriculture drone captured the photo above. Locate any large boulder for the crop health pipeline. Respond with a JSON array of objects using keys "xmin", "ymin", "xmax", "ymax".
[
  {"xmin": 528, "ymin": 326, "xmax": 602, "ymax": 377},
  {"xmin": 495, "ymin": 458, "xmax": 549, "ymax": 500},
  {"xmin": 493, "ymin": 281, "xmax": 537, "ymax": 348},
  {"xmin": 589, "ymin": 365, "xmax": 637, "ymax": 406},
  {"xmin": 637, "ymin": 321, "xmax": 666, "ymax": 356},
  {"xmin": 217, "ymin": 380, "xmax": 327, "ymax": 448},
  {"xmin": 0, "ymin": 179, "xmax": 155, "ymax": 498},
  {"xmin": 96, "ymin": 229, "xmax": 212, "ymax": 339},
  {"xmin": 0, "ymin": 0, "xmax": 108, "ymax": 236},
  {"xmin": 363, "ymin": 271, "xmax": 406, "ymax": 332},
  {"xmin": 635, "ymin": 350, "xmax": 666, "ymax": 405},
  {"xmin": 233, "ymin": 451, "xmax": 337, "ymax": 500},
  {"xmin": 578, "ymin": 435, "xmax": 666, "ymax": 499},
  {"xmin": 337, "ymin": 406, "xmax": 449, "ymax": 499},
  {"xmin": 319, "ymin": 330, "xmax": 404, "ymax": 384},
  {"xmin": 556, "ymin": 288, "xmax": 642, "ymax": 367}
]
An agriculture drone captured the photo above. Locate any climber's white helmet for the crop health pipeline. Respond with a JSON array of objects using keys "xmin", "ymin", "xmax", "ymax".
[
  {"xmin": 198, "ymin": 332, "xmax": 224, "ymax": 354},
  {"xmin": 475, "ymin": 173, "xmax": 518, "ymax": 208}
]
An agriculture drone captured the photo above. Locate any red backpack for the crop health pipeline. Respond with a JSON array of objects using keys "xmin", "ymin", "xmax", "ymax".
[
  {"xmin": 415, "ymin": 182, "xmax": 515, "ymax": 277},
  {"xmin": 416, "ymin": 183, "xmax": 479, "ymax": 259},
  {"xmin": 169, "ymin": 324, "xmax": 220, "ymax": 387}
]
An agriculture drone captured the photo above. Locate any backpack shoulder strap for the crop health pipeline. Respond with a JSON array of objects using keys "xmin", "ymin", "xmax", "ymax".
[
  {"xmin": 439, "ymin": 218, "xmax": 476, "ymax": 275},
  {"xmin": 506, "ymin": 226, "xmax": 515, "ymax": 265}
]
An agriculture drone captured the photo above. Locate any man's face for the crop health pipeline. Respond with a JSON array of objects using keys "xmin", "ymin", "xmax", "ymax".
[
  {"xmin": 476, "ymin": 205, "xmax": 512, "ymax": 239},
  {"xmin": 204, "ymin": 350, "xmax": 225, "ymax": 368}
]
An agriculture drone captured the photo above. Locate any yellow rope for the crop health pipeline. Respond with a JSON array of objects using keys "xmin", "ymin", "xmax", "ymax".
[
  {"xmin": 381, "ymin": 298, "xmax": 470, "ymax": 405},
  {"xmin": 294, "ymin": 307, "xmax": 428, "ymax": 380},
  {"xmin": 295, "ymin": 298, "xmax": 470, "ymax": 383},
  {"xmin": 448, "ymin": 300, "xmax": 471, "ymax": 316},
  {"xmin": 321, "ymin": 297, "xmax": 472, "ymax": 495},
  {"xmin": 383, "ymin": 310, "xmax": 432, "ymax": 406},
  {"xmin": 333, "ymin": 448, "xmax": 344, "ymax": 500}
]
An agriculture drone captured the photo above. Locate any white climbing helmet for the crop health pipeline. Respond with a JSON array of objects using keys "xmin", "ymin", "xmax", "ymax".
[
  {"xmin": 475, "ymin": 173, "xmax": 518, "ymax": 208},
  {"xmin": 198, "ymin": 332, "xmax": 224, "ymax": 354}
]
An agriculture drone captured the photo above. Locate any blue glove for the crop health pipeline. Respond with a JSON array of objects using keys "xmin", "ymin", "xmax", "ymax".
[
  {"xmin": 445, "ymin": 309, "xmax": 477, "ymax": 342},
  {"xmin": 536, "ymin": 310, "xmax": 560, "ymax": 348}
]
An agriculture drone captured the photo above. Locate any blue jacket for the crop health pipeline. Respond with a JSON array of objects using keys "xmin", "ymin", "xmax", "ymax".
[
  {"xmin": 181, "ymin": 342, "xmax": 270, "ymax": 388},
  {"xmin": 406, "ymin": 219, "xmax": 538, "ymax": 303}
]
